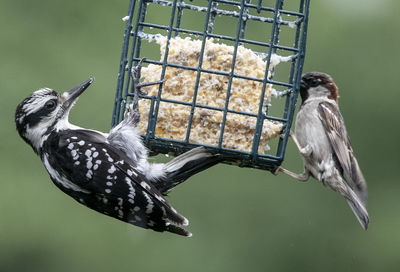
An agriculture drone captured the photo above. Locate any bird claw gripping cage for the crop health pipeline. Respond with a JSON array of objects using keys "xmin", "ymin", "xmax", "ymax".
[{"xmin": 112, "ymin": 0, "xmax": 310, "ymax": 172}]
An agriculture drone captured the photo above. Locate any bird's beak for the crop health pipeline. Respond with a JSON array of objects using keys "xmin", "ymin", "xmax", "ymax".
[
  {"xmin": 300, "ymin": 79, "xmax": 308, "ymax": 91},
  {"xmin": 61, "ymin": 78, "xmax": 94, "ymax": 110}
]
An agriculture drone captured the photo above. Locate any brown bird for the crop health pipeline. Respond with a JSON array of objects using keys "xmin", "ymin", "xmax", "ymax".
[{"xmin": 277, "ymin": 72, "xmax": 369, "ymax": 230}]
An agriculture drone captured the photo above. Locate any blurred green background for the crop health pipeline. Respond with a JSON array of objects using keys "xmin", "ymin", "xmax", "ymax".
[{"xmin": 1, "ymin": 0, "xmax": 399, "ymax": 271}]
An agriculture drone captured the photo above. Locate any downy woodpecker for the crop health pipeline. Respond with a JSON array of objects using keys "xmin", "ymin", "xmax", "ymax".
[{"xmin": 15, "ymin": 60, "xmax": 221, "ymax": 236}]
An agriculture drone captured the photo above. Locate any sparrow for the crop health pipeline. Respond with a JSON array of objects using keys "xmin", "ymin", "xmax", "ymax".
[{"xmin": 277, "ymin": 72, "xmax": 369, "ymax": 230}]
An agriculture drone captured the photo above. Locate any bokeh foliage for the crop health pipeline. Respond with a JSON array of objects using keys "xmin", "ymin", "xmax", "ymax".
[{"xmin": 1, "ymin": 0, "xmax": 399, "ymax": 271}]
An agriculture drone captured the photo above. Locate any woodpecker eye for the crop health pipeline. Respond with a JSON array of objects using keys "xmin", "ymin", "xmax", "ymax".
[{"xmin": 45, "ymin": 100, "xmax": 57, "ymax": 110}]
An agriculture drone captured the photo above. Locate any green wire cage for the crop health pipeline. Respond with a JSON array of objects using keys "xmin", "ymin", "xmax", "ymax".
[{"xmin": 112, "ymin": 0, "xmax": 310, "ymax": 171}]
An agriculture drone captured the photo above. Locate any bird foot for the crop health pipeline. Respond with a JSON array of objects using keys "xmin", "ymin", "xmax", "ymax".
[
  {"xmin": 300, "ymin": 145, "xmax": 312, "ymax": 157},
  {"xmin": 274, "ymin": 166, "xmax": 310, "ymax": 182},
  {"xmin": 129, "ymin": 58, "xmax": 166, "ymax": 122}
]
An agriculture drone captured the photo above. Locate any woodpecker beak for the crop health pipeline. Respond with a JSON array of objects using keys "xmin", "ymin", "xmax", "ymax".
[{"xmin": 61, "ymin": 78, "xmax": 94, "ymax": 110}]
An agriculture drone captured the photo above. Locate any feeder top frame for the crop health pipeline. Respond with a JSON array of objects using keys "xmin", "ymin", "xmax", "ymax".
[{"xmin": 112, "ymin": 0, "xmax": 310, "ymax": 171}]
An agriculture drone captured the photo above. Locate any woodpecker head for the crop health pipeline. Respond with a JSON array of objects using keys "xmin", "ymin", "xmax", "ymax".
[
  {"xmin": 300, "ymin": 72, "xmax": 338, "ymax": 104},
  {"xmin": 15, "ymin": 78, "xmax": 94, "ymax": 153}
]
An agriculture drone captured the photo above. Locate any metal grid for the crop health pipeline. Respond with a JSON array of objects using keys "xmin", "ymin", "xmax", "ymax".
[{"xmin": 112, "ymin": 0, "xmax": 310, "ymax": 171}]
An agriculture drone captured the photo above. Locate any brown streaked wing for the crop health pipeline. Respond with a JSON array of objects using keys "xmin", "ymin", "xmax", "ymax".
[{"xmin": 317, "ymin": 101, "xmax": 368, "ymax": 205}]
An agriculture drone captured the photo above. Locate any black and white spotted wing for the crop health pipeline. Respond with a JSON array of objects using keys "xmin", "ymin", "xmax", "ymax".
[{"xmin": 41, "ymin": 129, "xmax": 190, "ymax": 236}]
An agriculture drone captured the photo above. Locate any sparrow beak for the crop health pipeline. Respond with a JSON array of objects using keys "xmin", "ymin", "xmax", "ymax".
[
  {"xmin": 300, "ymin": 79, "xmax": 308, "ymax": 91},
  {"xmin": 61, "ymin": 78, "xmax": 94, "ymax": 110}
]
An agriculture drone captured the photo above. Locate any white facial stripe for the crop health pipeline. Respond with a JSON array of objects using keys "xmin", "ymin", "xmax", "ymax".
[
  {"xmin": 34, "ymin": 88, "xmax": 53, "ymax": 95},
  {"xmin": 24, "ymin": 119, "xmax": 53, "ymax": 149},
  {"xmin": 22, "ymin": 88, "xmax": 57, "ymax": 116}
]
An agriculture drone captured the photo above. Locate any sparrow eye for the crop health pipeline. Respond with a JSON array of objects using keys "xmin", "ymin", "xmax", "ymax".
[
  {"xmin": 45, "ymin": 100, "xmax": 57, "ymax": 110},
  {"xmin": 309, "ymin": 78, "xmax": 320, "ymax": 87}
]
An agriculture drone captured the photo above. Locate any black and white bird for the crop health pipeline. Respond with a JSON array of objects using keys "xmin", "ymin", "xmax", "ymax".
[
  {"xmin": 15, "ymin": 61, "xmax": 221, "ymax": 236},
  {"xmin": 276, "ymin": 72, "xmax": 369, "ymax": 230}
]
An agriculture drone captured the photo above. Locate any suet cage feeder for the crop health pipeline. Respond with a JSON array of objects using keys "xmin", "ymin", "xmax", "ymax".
[{"xmin": 112, "ymin": 0, "xmax": 310, "ymax": 171}]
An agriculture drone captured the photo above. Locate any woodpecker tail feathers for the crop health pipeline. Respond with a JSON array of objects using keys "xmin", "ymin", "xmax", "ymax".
[
  {"xmin": 166, "ymin": 224, "xmax": 192, "ymax": 237},
  {"xmin": 157, "ymin": 147, "xmax": 222, "ymax": 194}
]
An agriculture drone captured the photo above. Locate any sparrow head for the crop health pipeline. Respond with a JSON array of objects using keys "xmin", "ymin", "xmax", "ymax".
[
  {"xmin": 15, "ymin": 78, "xmax": 93, "ymax": 153},
  {"xmin": 300, "ymin": 72, "xmax": 338, "ymax": 104}
]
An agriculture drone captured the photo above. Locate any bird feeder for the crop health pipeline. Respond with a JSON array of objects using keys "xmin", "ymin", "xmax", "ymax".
[{"xmin": 112, "ymin": 0, "xmax": 310, "ymax": 171}]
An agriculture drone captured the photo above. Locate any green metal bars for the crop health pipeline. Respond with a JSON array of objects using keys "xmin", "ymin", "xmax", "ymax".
[{"xmin": 112, "ymin": 0, "xmax": 310, "ymax": 171}]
